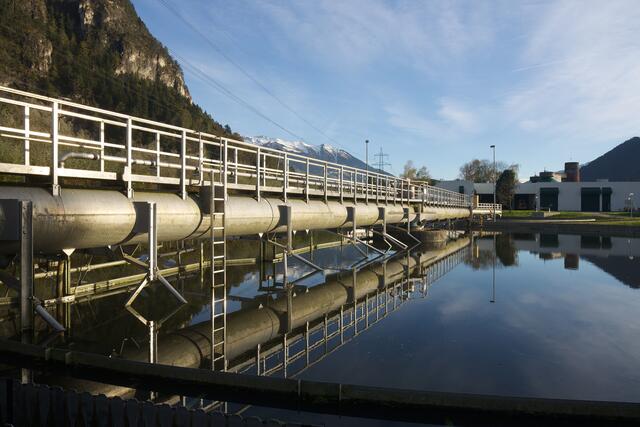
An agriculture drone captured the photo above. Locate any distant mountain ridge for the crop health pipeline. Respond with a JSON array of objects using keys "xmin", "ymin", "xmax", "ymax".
[
  {"xmin": 245, "ymin": 136, "xmax": 389, "ymax": 175},
  {"xmin": 581, "ymin": 137, "xmax": 640, "ymax": 181}
]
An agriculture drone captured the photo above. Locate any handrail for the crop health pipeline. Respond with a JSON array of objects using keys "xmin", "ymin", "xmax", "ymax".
[{"xmin": 0, "ymin": 85, "xmax": 472, "ymax": 208}]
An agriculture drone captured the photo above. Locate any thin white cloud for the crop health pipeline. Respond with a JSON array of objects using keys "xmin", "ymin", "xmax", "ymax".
[
  {"xmin": 385, "ymin": 98, "xmax": 481, "ymax": 142},
  {"xmin": 505, "ymin": 0, "xmax": 640, "ymax": 145},
  {"xmin": 253, "ymin": 0, "xmax": 495, "ymax": 71}
]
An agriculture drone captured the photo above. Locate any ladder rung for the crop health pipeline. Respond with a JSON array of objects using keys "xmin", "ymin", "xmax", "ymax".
[
  {"xmin": 212, "ymin": 313, "xmax": 225, "ymax": 319},
  {"xmin": 212, "ymin": 241, "xmax": 225, "ymax": 245},
  {"xmin": 213, "ymin": 327, "xmax": 225, "ymax": 333},
  {"xmin": 212, "ymin": 269, "xmax": 225, "ymax": 274},
  {"xmin": 212, "ymin": 255, "xmax": 225, "ymax": 260},
  {"xmin": 213, "ymin": 298, "xmax": 226, "ymax": 304},
  {"xmin": 212, "ymin": 197, "xmax": 226, "ymax": 201},
  {"xmin": 213, "ymin": 355, "xmax": 225, "ymax": 361},
  {"xmin": 212, "ymin": 227, "xmax": 225, "ymax": 230}
]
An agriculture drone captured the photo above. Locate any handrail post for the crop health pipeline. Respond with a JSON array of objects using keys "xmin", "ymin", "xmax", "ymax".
[
  {"xmin": 99, "ymin": 121, "xmax": 105, "ymax": 172},
  {"xmin": 283, "ymin": 153, "xmax": 288, "ymax": 202},
  {"xmin": 180, "ymin": 130, "xmax": 187, "ymax": 200},
  {"xmin": 339, "ymin": 165, "xmax": 344, "ymax": 203},
  {"xmin": 155, "ymin": 132, "xmax": 161, "ymax": 178},
  {"xmin": 385, "ymin": 177, "xmax": 389, "ymax": 204},
  {"xmin": 256, "ymin": 147, "xmax": 261, "ymax": 202},
  {"xmin": 223, "ymin": 139, "xmax": 228, "ymax": 201},
  {"xmin": 323, "ymin": 162, "xmax": 328, "ymax": 203},
  {"xmin": 125, "ymin": 117, "xmax": 133, "ymax": 198},
  {"xmin": 234, "ymin": 146, "xmax": 238, "ymax": 185},
  {"xmin": 365, "ymin": 169, "xmax": 369, "ymax": 204},
  {"xmin": 353, "ymin": 171, "xmax": 357, "ymax": 203},
  {"xmin": 51, "ymin": 101, "xmax": 60, "ymax": 196},
  {"xmin": 305, "ymin": 158, "xmax": 310, "ymax": 203},
  {"xmin": 24, "ymin": 106, "xmax": 30, "ymax": 166},
  {"xmin": 394, "ymin": 179, "xmax": 397, "ymax": 205},
  {"xmin": 198, "ymin": 132, "xmax": 204, "ymax": 185}
]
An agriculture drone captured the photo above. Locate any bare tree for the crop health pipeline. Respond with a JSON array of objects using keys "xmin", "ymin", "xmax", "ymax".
[
  {"xmin": 458, "ymin": 158, "xmax": 516, "ymax": 183},
  {"xmin": 401, "ymin": 161, "xmax": 431, "ymax": 183}
]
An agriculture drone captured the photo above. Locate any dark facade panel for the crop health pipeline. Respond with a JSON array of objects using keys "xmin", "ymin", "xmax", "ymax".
[{"xmin": 539, "ymin": 187, "xmax": 558, "ymax": 210}]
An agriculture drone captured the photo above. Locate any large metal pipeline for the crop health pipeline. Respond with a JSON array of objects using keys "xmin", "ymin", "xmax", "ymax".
[{"xmin": 0, "ymin": 187, "xmax": 471, "ymax": 254}]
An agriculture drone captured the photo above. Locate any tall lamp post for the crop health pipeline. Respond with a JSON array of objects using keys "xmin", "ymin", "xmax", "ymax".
[
  {"xmin": 490, "ymin": 144, "xmax": 496, "ymax": 222},
  {"xmin": 365, "ymin": 139, "xmax": 369, "ymax": 173}
]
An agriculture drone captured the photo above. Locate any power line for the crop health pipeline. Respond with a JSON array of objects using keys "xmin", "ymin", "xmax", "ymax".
[
  {"xmin": 173, "ymin": 52, "xmax": 307, "ymax": 141},
  {"xmin": 156, "ymin": 0, "xmax": 350, "ymax": 150}
]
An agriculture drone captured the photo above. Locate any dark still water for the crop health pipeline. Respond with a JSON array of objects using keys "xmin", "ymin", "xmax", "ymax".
[{"xmin": 9, "ymin": 231, "xmax": 640, "ymax": 424}]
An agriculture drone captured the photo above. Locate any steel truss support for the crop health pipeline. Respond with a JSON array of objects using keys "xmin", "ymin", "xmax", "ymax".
[
  {"xmin": 385, "ymin": 208, "xmax": 421, "ymax": 246},
  {"xmin": 333, "ymin": 206, "xmax": 385, "ymax": 260},
  {"xmin": 122, "ymin": 201, "xmax": 188, "ymax": 309},
  {"xmin": 266, "ymin": 205, "xmax": 324, "ymax": 275},
  {"xmin": 370, "ymin": 207, "xmax": 408, "ymax": 250}
]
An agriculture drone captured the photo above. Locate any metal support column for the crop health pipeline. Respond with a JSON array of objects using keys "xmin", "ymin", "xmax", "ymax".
[
  {"xmin": 20, "ymin": 201, "xmax": 33, "ymax": 384},
  {"xmin": 123, "ymin": 202, "xmax": 187, "ymax": 308}
]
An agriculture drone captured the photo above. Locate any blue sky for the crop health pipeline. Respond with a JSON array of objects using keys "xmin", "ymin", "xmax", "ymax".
[{"xmin": 132, "ymin": 0, "xmax": 640, "ymax": 180}]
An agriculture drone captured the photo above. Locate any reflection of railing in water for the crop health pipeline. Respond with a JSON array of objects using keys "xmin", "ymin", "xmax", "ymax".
[{"xmin": 229, "ymin": 246, "xmax": 469, "ymax": 379}]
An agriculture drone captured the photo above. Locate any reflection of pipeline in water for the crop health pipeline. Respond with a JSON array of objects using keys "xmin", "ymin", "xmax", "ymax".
[{"xmin": 57, "ymin": 237, "xmax": 470, "ymax": 397}]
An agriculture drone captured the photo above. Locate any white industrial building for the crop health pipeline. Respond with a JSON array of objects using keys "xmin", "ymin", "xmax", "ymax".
[{"xmin": 436, "ymin": 179, "xmax": 639, "ymax": 212}]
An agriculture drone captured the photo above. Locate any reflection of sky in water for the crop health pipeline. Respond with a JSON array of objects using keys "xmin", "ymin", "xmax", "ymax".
[{"xmin": 292, "ymin": 244, "xmax": 640, "ymax": 402}]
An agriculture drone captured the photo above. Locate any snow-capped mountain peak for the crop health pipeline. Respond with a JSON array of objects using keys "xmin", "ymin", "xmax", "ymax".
[
  {"xmin": 244, "ymin": 136, "xmax": 366, "ymax": 164},
  {"xmin": 243, "ymin": 136, "xmax": 390, "ymax": 175}
]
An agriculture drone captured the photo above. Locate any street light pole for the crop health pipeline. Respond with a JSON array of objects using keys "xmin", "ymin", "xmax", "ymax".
[
  {"xmin": 365, "ymin": 139, "xmax": 369, "ymax": 173},
  {"xmin": 490, "ymin": 144, "xmax": 496, "ymax": 222}
]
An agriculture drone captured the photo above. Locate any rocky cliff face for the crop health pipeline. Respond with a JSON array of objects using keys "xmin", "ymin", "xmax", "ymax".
[
  {"xmin": 0, "ymin": 0, "xmax": 234, "ymax": 137},
  {"xmin": 76, "ymin": 0, "xmax": 190, "ymax": 99}
]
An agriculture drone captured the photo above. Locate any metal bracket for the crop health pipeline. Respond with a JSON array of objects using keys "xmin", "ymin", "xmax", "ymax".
[{"xmin": 372, "ymin": 207, "xmax": 408, "ymax": 251}]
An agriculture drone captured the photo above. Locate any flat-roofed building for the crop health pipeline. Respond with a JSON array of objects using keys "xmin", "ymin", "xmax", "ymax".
[{"xmin": 435, "ymin": 179, "xmax": 638, "ymax": 212}]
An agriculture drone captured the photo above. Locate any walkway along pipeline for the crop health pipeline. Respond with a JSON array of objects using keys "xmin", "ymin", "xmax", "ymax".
[{"xmin": 0, "ymin": 186, "xmax": 471, "ymax": 254}]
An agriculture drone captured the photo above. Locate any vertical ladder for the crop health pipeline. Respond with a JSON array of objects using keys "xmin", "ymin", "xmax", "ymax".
[{"xmin": 210, "ymin": 141, "xmax": 227, "ymax": 371}]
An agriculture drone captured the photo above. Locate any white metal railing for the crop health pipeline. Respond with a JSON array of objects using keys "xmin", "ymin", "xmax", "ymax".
[
  {"xmin": 0, "ymin": 85, "xmax": 471, "ymax": 208},
  {"xmin": 476, "ymin": 202, "xmax": 503, "ymax": 214}
]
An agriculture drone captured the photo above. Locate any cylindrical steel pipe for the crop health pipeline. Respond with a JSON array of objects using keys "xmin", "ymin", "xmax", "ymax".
[{"xmin": 0, "ymin": 187, "xmax": 470, "ymax": 254}]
